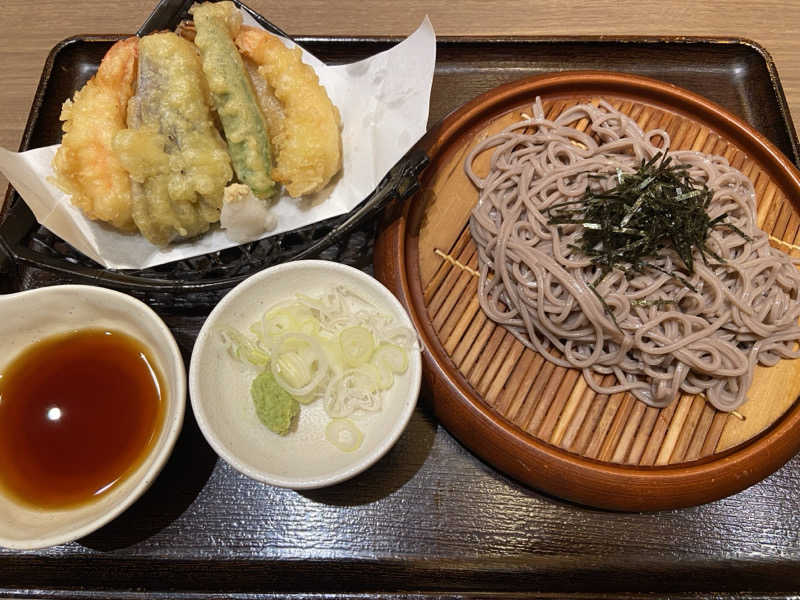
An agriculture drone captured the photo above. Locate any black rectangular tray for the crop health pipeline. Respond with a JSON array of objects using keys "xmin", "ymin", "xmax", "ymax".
[{"xmin": 2, "ymin": 36, "xmax": 800, "ymax": 599}]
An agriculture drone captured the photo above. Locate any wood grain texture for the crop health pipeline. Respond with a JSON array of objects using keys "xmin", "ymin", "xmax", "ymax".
[{"xmin": 1, "ymin": 0, "xmax": 800, "ymax": 197}]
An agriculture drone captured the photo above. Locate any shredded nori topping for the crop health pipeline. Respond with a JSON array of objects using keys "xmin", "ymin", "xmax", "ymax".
[{"xmin": 545, "ymin": 152, "xmax": 750, "ymax": 288}]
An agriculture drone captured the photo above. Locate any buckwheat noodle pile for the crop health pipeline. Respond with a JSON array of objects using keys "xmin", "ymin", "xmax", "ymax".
[{"xmin": 467, "ymin": 99, "xmax": 800, "ymax": 411}]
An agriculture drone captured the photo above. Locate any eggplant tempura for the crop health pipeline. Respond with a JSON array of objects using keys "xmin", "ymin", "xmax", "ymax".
[{"xmin": 114, "ymin": 32, "xmax": 232, "ymax": 246}]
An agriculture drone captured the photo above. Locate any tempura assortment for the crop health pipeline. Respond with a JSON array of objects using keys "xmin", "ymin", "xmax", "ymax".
[{"xmin": 52, "ymin": 1, "xmax": 342, "ymax": 247}]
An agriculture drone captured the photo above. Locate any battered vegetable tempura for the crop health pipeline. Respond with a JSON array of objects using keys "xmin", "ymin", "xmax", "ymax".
[
  {"xmin": 235, "ymin": 27, "xmax": 342, "ymax": 197},
  {"xmin": 113, "ymin": 32, "xmax": 232, "ymax": 245},
  {"xmin": 52, "ymin": 37, "xmax": 138, "ymax": 231},
  {"xmin": 191, "ymin": 1, "xmax": 275, "ymax": 199}
]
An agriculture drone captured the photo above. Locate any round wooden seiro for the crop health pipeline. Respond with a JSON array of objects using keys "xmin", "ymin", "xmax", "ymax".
[{"xmin": 374, "ymin": 72, "xmax": 800, "ymax": 511}]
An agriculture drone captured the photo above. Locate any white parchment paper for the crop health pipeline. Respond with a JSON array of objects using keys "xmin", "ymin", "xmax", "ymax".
[{"xmin": 0, "ymin": 15, "xmax": 436, "ymax": 269}]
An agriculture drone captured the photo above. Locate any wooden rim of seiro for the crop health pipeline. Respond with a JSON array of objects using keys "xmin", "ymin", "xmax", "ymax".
[{"xmin": 374, "ymin": 71, "xmax": 800, "ymax": 511}]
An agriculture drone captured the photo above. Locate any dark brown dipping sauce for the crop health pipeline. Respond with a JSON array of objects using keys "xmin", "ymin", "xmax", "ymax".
[{"xmin": 0, "ymin": 329, "xmax": 164, "ymax": 508}]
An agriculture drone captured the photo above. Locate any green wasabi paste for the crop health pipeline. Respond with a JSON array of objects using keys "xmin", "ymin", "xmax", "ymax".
[{"xmin": 251, "ymin": 370, "xmax": 299, "ymax": 435}]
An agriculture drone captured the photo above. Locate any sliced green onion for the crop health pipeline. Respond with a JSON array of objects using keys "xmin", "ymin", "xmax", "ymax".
[
  {"xmin": 220, "ymin": 286, "xmax": 417, "ymax": 451},
  {"xmin": 324, "ymin": 369, "xmax": 381, "ymax": 418},
  {"xmin": 362, "ymin": 362, "xmax": 394, "ymax": 391},
  {"xmin": 273, "ymin": 351, "xmax": 311, "ymax": 389},
  {"xmin": 218, "ymin": 326, "xmax": 269, "ymax": 367},
  {"xmin": 293, "ymin": 390, "xmax": 319, "ymax": 405},
  {"xmin": 325, "ymin": 418, "xmax": 363, "ymax": 452},
  {"xmin": 373, "ymin": 343, "xmax": 408, "ymax": 374},
  {"xmin": 339, "ymin": 325, "xmax": 375, "ymax": 367},
  {"xmin": 262, "ymin": 309, "xmax": 294, "ymax": 338},
  {"xmin": 270, "ymin": 332, "xmax": 328, "ymax": 396}
]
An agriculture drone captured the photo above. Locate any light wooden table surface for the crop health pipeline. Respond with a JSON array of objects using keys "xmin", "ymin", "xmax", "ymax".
[{"xmin": 1, "ymin": 0, "xmax": 799, "ymax": 195}]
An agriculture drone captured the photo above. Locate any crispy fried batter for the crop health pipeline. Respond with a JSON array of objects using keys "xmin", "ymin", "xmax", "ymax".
[
  {"xmin": 235, "ymin": 27, "xmax": 342, "ymax": 197},
  {"xmin": 191, "ymin": 1, "xmax": 275, "ymax": 199},
  {"xmin": 113, "ymin": 32, "xmax": 232, "ymax": 246},
  {"xmin": 52, "ymin": 37, "xmax": 138, "ymax": 231},
  {"xmin": 242, "ymin": 57, "xmax": 284, "ymax": 159}
]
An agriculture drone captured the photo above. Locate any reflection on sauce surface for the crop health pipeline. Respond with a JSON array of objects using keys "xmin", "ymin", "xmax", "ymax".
[{"xmin": 0, "ymin": 329, "xmax": 164, "ymax": 508}]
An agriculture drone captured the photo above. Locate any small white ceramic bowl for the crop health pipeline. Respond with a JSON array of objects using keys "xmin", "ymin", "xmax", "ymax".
[
  {"xmin": 190, "ymin": 260, "xmax": 422, "ymax": 489},
  {"xmin": 0, "ymin": 285, "xmax": 185, "ymax": 550}
]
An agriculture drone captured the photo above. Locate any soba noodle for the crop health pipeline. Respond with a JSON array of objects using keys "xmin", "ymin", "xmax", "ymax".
[{"xmin": 466, "ymin": 99, "xmax": 800, "ymax": 411}]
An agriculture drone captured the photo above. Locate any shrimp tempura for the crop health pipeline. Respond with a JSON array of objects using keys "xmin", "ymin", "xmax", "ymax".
[
  {"xmin": 52, "ymin": 37, "xmax": 138, "ymax": 231},
  {"xmin": 235, "ymin": 27, "xmax": 342, "ymax": 197}
]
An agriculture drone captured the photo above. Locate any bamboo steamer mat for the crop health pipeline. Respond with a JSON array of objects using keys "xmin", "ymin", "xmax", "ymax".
[{"xmin": 374, "ymin": 72, "xmax": 800, "ymax": 511}]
